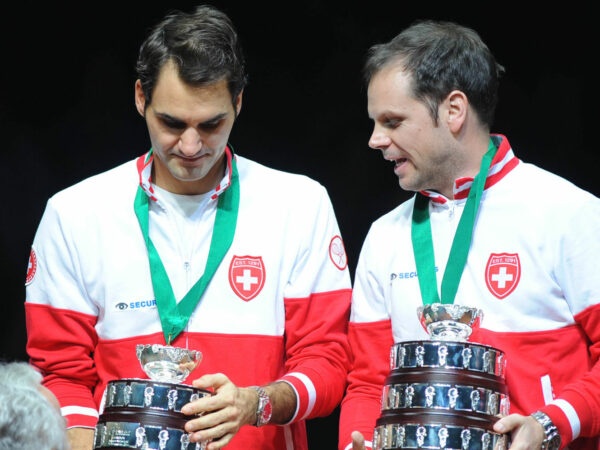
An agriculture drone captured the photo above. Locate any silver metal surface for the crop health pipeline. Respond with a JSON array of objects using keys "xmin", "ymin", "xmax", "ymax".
[
  {"xmin": 390, "ymin": 341, "xmax": 505, "ymax": 377},
  {"xmin": 94, "ymin": 420, "xmax": 206, "ymax": 450},
  {"xmin": 381, "ymin": 382, "xmax": 509, "ymax": 416},
  {"xmin": 373, "ymin": 421, "xmax": 508, "ymax": 450},
  {"xmin": 102, "ymin": 379, "xmax": 210, "ymax": 414}
]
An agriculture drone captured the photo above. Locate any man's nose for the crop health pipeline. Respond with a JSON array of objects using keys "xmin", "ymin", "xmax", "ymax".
[
  {"xmin": 179, "ymin": 128, "xmax": 202, "ymax": 155},
  {"xmin": 368, "ymin": 127, "xmax": 391, "ymax": 150}
]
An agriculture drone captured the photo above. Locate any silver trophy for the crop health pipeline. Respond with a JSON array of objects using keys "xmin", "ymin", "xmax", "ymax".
[
  {"xmin": 417, "ymin": 303, "xmax": 483, "ymax": 341},
  {"xmin": 94, "ymin": 344, "xmax": 210, "ymax": 450},
  {"xmin": 137, "ymin": 344, "xmax": 202, "ymax": 383},
  {"xmin": 374, "ymin": 304, "xmax": 509, "ymax": 450}
]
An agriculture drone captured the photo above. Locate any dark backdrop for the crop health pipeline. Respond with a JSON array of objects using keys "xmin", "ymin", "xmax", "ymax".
[{"xmin": 1, "ymin": 2, "xmax": 594, "ymax": 447}]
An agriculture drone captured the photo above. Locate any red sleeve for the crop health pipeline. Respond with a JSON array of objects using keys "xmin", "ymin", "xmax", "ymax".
[
  {"xmin": 471, "ymin": 303, "xmax": 600, "ymax": 449},
  {"xmin": 339, "ymin": 319, "xmax": 393, "ymax": 450},
  {"xmin": 281, "ymin": 288, "xmax": 351, "ymax": 421},
  {"xmin": 547, "ymin": 304, "xmax": 600, "ymax": 445},
  {"xmin": 25, "ymin": 302, "xmax": 100, "ymax": 428}
]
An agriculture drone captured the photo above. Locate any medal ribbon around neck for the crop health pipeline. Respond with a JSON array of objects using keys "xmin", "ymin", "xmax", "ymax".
[
  {"xmin": 134, "ymin": 153, "xmax": 240, "ymax": 344},
  {"xmin": 411, "ymin": 139, "xmax": 497, "ymax": 305}
]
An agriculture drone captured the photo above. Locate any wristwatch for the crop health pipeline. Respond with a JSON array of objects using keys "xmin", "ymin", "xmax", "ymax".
[
  {"xmin": 250, "ymin": 386, "xmax": 272, "ymax": 427},
  {"xmin": 531, "ymin": 411, "xmax": 561, "ymax": 450}
]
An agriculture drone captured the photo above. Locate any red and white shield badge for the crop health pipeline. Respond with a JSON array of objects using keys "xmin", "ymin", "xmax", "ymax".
[
  {"xmin": 229, "ymin": 255, "xmax": 266, "ymax": 302},
  {"xmin": 25, "ymin": 247, "xmax": 37, "ymax": 286},
  {"xmin": 485, "ymin": 253, "xmax": 521, "ymax": 299}
]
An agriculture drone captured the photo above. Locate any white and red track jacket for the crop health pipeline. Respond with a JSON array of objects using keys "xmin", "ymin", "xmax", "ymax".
[
  {"xmin": 339, "ymin": 135, "xmax": 600, "ymax": 450},
  {"xmin": 25, "ymin": 148, "xmax": 352, "ymax": 450}
]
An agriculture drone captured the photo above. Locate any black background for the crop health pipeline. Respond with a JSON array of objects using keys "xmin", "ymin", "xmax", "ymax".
[{"xmin": 1, "ymin": 2, "xmax": 595, "ymax": 446}]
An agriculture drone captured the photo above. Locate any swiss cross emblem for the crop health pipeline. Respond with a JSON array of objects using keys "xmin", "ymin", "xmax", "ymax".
[
  {"xmin": 485, "ymin": 253, "xmax": 521, "ymax": 299},
  {"xmin": 25, "ymin": 247, "xmax": 37, "ymax": 286},
  {"xmin": 229, "ymin": 256, "xmax": 265, "ymax": 301}
]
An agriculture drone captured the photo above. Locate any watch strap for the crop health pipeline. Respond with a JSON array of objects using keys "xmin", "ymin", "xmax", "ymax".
[
  {"xmin": 250, "ymin": 386, "xmax": 272, "ymax": 427},
  {"xmin": 531, "ymin": 410, "xmax": 561, "ymax": 450}
]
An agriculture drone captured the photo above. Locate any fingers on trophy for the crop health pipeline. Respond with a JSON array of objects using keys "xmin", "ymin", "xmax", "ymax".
[{"xmin": 374, "ymin": 304, "xmax": 510, "ymax": 450}]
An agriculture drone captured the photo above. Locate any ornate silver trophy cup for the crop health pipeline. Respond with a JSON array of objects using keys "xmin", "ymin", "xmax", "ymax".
[
  {"xmin": 93, "ymin": 344, "xmax": 211, "ymax": 450},
  {"xmin": 417, "ymin": 304, "xmax": 483, "ymax": 342},
  {"xmin": 373, "ymin": 304, "xmax": 510, "ymax": 450}
]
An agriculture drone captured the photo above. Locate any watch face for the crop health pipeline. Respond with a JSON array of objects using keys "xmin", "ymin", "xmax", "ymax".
[
  {"xmin": 262, "ymin": 399, "xmax": 272, "ymax": 422},
  {"xmin": 253, "ymin": 386, "xmax": 272, "ymax": 426},
  {"xmin": 548, "ymin": 436, "xmax": 561, "ymax": 450}
]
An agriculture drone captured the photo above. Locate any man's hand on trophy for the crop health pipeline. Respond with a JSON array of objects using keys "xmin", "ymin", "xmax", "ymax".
[
  {"xmin": 493, "ymin": 413, "xmax": 551, "ymax": 450},
  {"xmin": 351, "ymin": 430, "xmax": 368, "ymax": 450},
  {"xmin": 181, "ymin": 373, "xmax": 258, "ymax": 449}
]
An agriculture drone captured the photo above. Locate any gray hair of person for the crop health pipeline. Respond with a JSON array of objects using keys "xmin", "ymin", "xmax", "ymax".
[
  {"xmin": 0, "ymin": 359, "xmax": 43, "ymax": 386},
  {"xmin": 363, "ymin": 20, "xmax": 505, "ymax": 128},
  {"xmin": 136, "ymin": 4, "xmax": 248, "ymax": 110},
  {"xmin": 0, "ymin": 361, "xmax": 70, "ymax": 450}
]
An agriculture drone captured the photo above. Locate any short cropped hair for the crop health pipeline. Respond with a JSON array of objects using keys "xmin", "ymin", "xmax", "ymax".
[{"xmin": 0, "ymin": 361, "xmax": 70, "ymax": 450}]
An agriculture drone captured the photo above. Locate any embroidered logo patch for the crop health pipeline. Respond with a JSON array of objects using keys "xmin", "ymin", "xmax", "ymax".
[
  {"xmin": 229, "ymin": 256, "xmax": 265, "ymax": 301},
  {"xmin": 485, "ymin": 253, "xmax": 521, "ymax": 299},
  {"xmin": 25, "ymin": 247, "xmax": 37, "ymax": 286},
  {"xmin": 329, "ymin": 235, "xmax": 348, "ymax": 270}
]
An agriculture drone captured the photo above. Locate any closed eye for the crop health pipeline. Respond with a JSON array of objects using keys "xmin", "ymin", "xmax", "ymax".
[{"xmin": 383, "ymin": 118, "xmax": 401, "ymax": 129}]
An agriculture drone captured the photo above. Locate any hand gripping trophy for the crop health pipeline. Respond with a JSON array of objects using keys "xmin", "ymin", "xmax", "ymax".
[
  {"xmin": 93, "ymin": 344, "xmax": 211, "ymax": 450},
  {"xmin": 373, "ymin": 304, "xmax": 510, "ymax": 450}
]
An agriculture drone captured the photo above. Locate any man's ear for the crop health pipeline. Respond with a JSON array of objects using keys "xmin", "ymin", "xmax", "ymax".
[
  {"xmin": 134, "ymin": 79, "xmax": 146, "ymax": 117},
  {"xmin": 234, "ymin": 89, "xmax": 243, "ymax": 118},
  {"xmin": 445, "ymin": 90, "xmax": 468, "ymax": 133}
]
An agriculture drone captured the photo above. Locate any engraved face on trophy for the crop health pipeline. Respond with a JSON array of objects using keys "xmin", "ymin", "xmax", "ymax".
[
  {"xmin": 136, "ymin": 344, "xmax": 202, "ymax": 383},
  {"xmin": 417, "ymin": 303, "xmax": 483, "ymax": 341}
]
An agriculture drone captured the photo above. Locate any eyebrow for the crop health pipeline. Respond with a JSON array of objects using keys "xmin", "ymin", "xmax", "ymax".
[{"xmin": 152, "ymin": 108, "xmax": 229, "ymax": 126}]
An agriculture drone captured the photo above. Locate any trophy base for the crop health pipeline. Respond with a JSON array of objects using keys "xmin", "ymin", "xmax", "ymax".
[
  {"xmin": 94, "ymin": 379, "xmax": 211, "ymax": 450},
  {"xmin": 94, "ymin": 417, "xmax": 204, "ymax": 450},
  {"xmin": 374, "ymin": 411, "xmax": 509, "ymax": 450}
]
